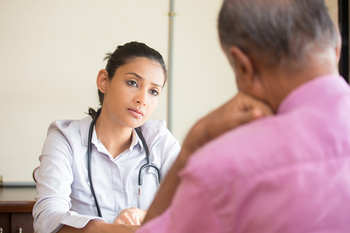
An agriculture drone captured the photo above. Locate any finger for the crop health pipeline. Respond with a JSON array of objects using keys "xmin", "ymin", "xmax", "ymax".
[
  {"xmin": 133, "ymin": 215, "xmax": 141, "ymax": 225},
  {"xmin": 138, "ymin": 209, "xmax": 147, "ymax": 223},
  {"xmin": 119, "ymin": 214, "xmax": 135, "ymax": 225},
  {"xmin": 114, "ymin": 217, "xmax": 126, "ymax": 224},
  {"xmin": 235, "ymin": 108, "xmax": 263, "ymax": 125},
  {"xmin": 251, "ymin": 102, "xmax": 273, "ymax": 117},
  {"xmin": 239, "ymin": 93, "xmax": 273, "ymax": 116},
  {"xmin": 127, "ymin": 212, "xmax": 140, "ymax": 225},
  {"xmin": 129, "ymin": 208, "xmax": 142, "ymax": 225}
]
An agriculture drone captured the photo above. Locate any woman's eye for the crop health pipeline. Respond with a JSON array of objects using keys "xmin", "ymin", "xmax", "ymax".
[
  {"xmin": 150, "ymin": 89, "xmax": 159, "ymax": 96},
  {"xmin": 127, "ymin": 80, "xmax": 138, "ymax": 87}
]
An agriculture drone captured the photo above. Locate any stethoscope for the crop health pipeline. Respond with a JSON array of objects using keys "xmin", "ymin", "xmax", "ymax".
[{"xmin": 87, "ymin": 112, "xmax": 161, "ymax": 218}]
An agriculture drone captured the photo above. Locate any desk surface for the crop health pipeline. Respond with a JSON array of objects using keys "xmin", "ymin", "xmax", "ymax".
[{"xmin": 0, "ymin": 186, "xmax": 36, "ymax": 213}]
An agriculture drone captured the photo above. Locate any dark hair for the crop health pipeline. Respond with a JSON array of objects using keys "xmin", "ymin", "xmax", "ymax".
[
  {"xmin": 88, "ymin": 41, "xmax": 167, "ymax": 119},
  {"xmin": 218, "ymin": 0, "xmax": 338, "ymax": 69}
]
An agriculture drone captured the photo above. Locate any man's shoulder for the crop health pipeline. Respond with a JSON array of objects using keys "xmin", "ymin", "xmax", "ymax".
[
  {"xmin": 183, "ymin": 117, "xmax": 277, "ymax": 178},
  {"xmin": 183, "ymin": 110, "xmax": 311, "ymax": 181},
  {"xmin": 184, "ymin": 89, "xmax": 350, "ymax": 182}
]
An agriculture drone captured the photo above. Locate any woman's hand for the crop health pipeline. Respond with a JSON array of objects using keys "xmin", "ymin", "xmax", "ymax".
[{"xmin": 114, "ymin": 207, "xmax": 147, "ymax": 225}]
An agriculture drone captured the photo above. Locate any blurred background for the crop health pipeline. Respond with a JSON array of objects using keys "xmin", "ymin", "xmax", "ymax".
[{"xmin": 0, "ymin": 0, "xmax": 345, "ymax": 183}]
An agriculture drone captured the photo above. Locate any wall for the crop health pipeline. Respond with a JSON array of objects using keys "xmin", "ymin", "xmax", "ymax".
[
  {"xmin": 0, "ymin": 0, "xmax": 170, "ymax": 182},
  {"xmin": 170, "ymin": 0, "xmax": 236, "ymax": 143},
  {"xmin": 325, "ymin": 0, "xmax": 338, "ymax": 26}
]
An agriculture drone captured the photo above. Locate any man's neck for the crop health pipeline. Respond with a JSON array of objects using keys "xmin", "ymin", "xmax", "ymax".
[{"xmin": 263, "ymin": 55, "xmax": 339, "ymax": 112}]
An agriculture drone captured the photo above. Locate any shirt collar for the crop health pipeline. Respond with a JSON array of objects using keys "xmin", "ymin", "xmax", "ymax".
[
  {"xmin": 277, "ymin": 74, "xmax": 348, "ymax": 114},
  {"xmin": 80, "ymin": 116, "xmax": 144, "ymax": 152},
  {"xmin": 130, "ymin": 128, "xmax": 144, "ymax": 151},
  {"xmin": 80, "ymin": 116, "xmax": 93, "ymax": 146}
]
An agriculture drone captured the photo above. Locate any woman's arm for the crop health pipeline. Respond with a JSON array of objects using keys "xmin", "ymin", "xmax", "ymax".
[
  {"xmin": 57, "ymin": 208, "xmax": 145, "ymax": 232},
  {"xmin": 34, "ymin": 121, "xmax": 108, "ymax": 232},
  {"xmin": 34, "ymin": 123, "xmax": 78, "ymax": 232},
  {"xmin": 58, "ymin": 221, "xmax": 139, "ymax": 233}
]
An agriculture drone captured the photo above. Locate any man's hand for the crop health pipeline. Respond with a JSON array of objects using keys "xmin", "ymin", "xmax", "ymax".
[
  {"xmin": 182, "ymin": 92, "xmax": 273, "ymax": 155},
  {"xmin": 114, "ymin": 207, "xmax": 147, "ymax": 225}
]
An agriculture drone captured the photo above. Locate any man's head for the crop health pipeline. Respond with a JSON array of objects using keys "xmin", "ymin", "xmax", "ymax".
[{"xmin": 218, "ymin": 0, "xmax": 340, "ymax": 110}]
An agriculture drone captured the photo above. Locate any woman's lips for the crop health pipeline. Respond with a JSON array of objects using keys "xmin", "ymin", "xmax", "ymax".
[{"xmin": 127, "ymin": 108, "xmax": 144, "ymax": 118}]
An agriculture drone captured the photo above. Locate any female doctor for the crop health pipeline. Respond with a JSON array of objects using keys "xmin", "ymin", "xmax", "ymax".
[{"xmin": 33, "ymin": 42, "xmax": 181, "ymax": 233}]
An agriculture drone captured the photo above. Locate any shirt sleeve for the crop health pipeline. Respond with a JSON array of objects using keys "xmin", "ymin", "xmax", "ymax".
[
  {"xmin": 33, "ymin": 123, "xmax": 106, "ymax": 233},
  {"xmin": 136, "ymin": 167, "xmax": 219, "ymax": 233}
]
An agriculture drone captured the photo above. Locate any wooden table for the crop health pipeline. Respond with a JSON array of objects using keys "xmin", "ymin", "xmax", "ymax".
[{"xmin": 0, "ymin": 186, "xmax": 36, "ymax": 233}]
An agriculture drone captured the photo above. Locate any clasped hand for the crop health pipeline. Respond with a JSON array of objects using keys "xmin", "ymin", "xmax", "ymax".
[
  {"xmin": 114, "ymin": 207, "xmax": 147, "ymax": 225},
  {"xmin": 182, "ymin": 92, "xmax": 273, "ymax": 155}
]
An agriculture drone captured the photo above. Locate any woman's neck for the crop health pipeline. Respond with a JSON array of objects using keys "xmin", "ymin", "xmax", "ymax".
[{"xmin": 94, "ymin": 111, "xmax": 133, "ymax": 159}]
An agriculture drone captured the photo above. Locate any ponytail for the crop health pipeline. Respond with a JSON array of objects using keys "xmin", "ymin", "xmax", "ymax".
[{"xmin": 88, "ymin": 107, "xmax": 101, "ymax": 120}]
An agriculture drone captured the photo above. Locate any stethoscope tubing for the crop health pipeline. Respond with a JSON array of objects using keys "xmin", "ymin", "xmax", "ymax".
[
  {"xmin": 135, "ymin": 128, "xmax": 161, "ymax": 186},
  {"xmin": 87, "ymin": 117, "xmax": 102, "ymax": 217},
  {"xmin": 87, "ymin": 115, "xmax": 161, "ymax": 218}
]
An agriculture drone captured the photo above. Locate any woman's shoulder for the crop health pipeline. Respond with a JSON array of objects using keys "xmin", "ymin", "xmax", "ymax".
[
  {"xmin": 140, "ymin": 120, "xmax": 176, "ymax": 144},
  {"xmin": 48, "ymin": 116, "xmax": 89, "ymax": 132},
  {"xmin": 48, "ymin": 119, "xmax": 78, "ymax": 131},
  {"xmin": 140, "ymin": 120, "xmax": 180, "ymax": 171},
  {"xmin": 141, "ymin": 119, "xmax": 166, "ymax": 133},
  {"xmin": 46, "ymin": 116, "xmax": 91, "ymax": 143}
]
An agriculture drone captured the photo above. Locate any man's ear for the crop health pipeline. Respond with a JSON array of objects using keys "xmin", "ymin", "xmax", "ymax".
[
  {"xmin": 96, "ymin": 69, "xmax": 109, "ymax": 94},
  {"xmin": 335, "ymin": 28, "xmax": 342, "ymax": 63},
  {"xmin": 228, "ymin": 46, "xmax": 254, "ymax": 89}
]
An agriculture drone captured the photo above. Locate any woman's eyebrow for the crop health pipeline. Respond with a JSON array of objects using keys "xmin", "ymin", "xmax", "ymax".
[{"xmin": 125, "ymin": 72, "xmax": 162, "ymax": 88}]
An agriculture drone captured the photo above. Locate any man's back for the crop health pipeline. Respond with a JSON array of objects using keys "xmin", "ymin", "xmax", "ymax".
[
  {"xmin": 175, "ymin": 75, "xmax": 350, "ymax": 232},
  {"xmin": 137, "ymin": 1, "xmax": 350, "ymax": 232}
]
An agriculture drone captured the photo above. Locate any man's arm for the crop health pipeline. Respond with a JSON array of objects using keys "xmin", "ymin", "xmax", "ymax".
[{"xmin": 144, "ymin": 92, "xmax": 273, "ymax": 223}]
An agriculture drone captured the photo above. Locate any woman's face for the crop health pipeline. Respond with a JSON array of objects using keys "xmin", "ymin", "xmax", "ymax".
[{"xmin": 102, "ymin": 57, "xmax": 165, "ymax": 129}]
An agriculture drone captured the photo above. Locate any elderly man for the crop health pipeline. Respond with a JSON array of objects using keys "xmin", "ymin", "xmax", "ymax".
[
  {"xmin": 74, "ymin": 0, "xmax": 350, "ymax": 232},
  {"xmin": 136, "ymin": 0, "xmax": 350, "ymax": 232}
]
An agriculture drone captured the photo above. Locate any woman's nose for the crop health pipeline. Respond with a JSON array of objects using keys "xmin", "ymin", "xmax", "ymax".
[
  {"xmin": 136, "ymin": 100, "xmax": 146, "ymax": 106},
  {"xmin": 135, "ymin": 91, "xmax": 147, "ymax": 106}
]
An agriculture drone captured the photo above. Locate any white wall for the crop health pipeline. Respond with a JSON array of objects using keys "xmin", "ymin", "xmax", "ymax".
[
  {"xmin": 0, "ymin": 0, "xmax": 170, "ymax": 182},
  {"xmin": 171, "ymin": 0, "xmax": 237, "ymax": 143}
]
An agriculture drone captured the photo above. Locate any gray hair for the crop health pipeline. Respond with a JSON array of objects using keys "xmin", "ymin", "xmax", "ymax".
[{"xmin": 218, "ymin": 0, "xmax": 338, "ymax": 69}]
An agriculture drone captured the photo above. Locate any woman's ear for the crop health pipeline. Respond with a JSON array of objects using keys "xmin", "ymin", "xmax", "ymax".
[{"xmin": 96, "ymin": 69, "xmax": 109, "ymax": 94}]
